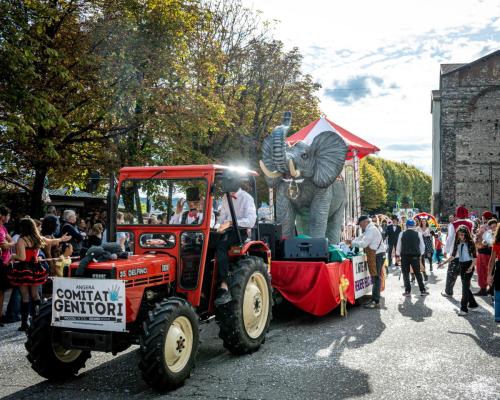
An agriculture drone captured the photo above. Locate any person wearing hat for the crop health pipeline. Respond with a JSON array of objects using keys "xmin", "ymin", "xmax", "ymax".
[
  {"xmin": 396, "ymin": 219, "xmax": 429, "ymax": 296},
  {"xmin": 442, "ymin": 205, "xmax": 474, "ymax": 297},
  {"xmin": 347, "ymin": 215, "xmax": 386, "ymax": 308},
  {"xmin": 474, "ymin": 212, "xmax": 496, "ymax": 295},
  {"xmin": 170, "ymin": 187, "xmax": 206, "ymax": 225}
]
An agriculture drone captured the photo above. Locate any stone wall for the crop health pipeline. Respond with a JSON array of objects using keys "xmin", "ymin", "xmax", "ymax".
[{"xmin": 438, "ymin": 52, "xmax": 500, "ymax": 217}]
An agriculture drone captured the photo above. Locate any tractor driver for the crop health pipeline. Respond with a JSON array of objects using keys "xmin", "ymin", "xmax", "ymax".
[{"xmin": 214, "ymin": 182, "xmax": 257, "ymax": 306}]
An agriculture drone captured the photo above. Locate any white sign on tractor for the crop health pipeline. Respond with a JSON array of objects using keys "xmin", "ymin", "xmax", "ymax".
[{"xmin": 51, "ymin": 277, "xmax": 126, "ymax": 332}]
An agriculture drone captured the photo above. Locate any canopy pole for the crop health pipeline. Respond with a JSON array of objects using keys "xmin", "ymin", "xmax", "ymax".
[{"xmin": 353, "ymin": 150, "xmax": 361, "ymax": 220}]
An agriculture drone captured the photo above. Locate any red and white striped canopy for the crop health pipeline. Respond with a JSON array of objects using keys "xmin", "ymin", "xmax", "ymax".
[{"xmin": 286, "ymin": 117, "xmax": 380, "ymax": 160}]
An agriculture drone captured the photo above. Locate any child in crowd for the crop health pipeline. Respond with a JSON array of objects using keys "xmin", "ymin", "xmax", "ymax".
[
  {"xmin": 432, "ymin": 230, "xmax": 444, "ymax": 265},
  {"xmin": 55, "ymin": 243, "xmax": 73, "ymax": 277}
]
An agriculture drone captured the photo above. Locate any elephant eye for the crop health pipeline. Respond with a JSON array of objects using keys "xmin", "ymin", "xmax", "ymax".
[{"xmin": 301, "ymin": 153, "xmax": 308, "ymax": 160}]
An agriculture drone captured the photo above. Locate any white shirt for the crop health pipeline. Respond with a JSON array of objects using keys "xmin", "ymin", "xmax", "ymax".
[
  {"xmin": 352, "ymin": 223, "xmax": 386, "ymax": 254},
  {"xmin": 483, "ymin": 230, "xmax": 494, "ymax": 247},
  {"xmin": 395, "ymin": 227, "xmax": 425, "ymax": 256},
  {"xmin": 444, "ymin": 223, "xmax": 455, "ymax": 254},
  {"xmin": 457, "ymin": 242, "xmax": 473, "ymax": 262},
  {"xmin": 218, "ymin": 188, "xmax": 256, "ymax": 229}
]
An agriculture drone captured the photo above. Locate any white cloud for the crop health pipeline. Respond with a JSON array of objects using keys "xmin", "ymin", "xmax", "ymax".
[{"xmin": 242, "ymin": 0, "xmax": 500, "ymax": 173}]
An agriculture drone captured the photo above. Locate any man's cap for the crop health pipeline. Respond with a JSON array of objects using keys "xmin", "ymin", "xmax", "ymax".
[
  {"xmin": 186, "ymin": 187, "xmax": 200, "ymax": 202},
  {"xmin": 482, "ymin": 211, "xmax": 494, "ymax": 220},
  {"xmin": 406, "ymin": 220, "xmax": 415, "ymax": 227},
  {"xmin": 357, "ymin": 215, "xmax": 369, "ymax": 224},
  {"xmin": 455, "ymin": 205, "xmax": 469, "ymax": 219}
]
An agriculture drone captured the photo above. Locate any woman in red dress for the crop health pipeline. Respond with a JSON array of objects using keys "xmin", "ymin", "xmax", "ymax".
[{"xmin": 10, "ymin": 218, "xmax": 70, "ymax": 331}]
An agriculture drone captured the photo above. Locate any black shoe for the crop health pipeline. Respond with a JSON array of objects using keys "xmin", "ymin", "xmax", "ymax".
[
  {"xmin": 403, "ymin": 291, "xmax": 411, "ymax": 297},
  {"xmin": 441, "ymin": 292, "xmax": 453, "ymax": 298},
  {"xmin": 421, "ymin": 290, "xmax": 430, "ymax": 296},
  {"xmin": 214, "ymin": 288, "xmax": 232, "ymax": 307},
  {"xmin": 18, "ymin": 322, "xmax": 29, "ymax": 331},
  {"xmin": 363, "ymin": 301, "xmax": 379, "ymax": 309},
  {"xmin": 468, "ymin": 303, "xmax": 479, "ymax": 309},
  {"xmin": 474, "ymin": 289, "xmax": 487, "ymax": 296},
  {"xmin": 430, "ymin": 266, "xmax": 433, "ymax": 272},
  {"xmin": 423, "ymin": 273, "xmax": 428, "ymax": 281}
]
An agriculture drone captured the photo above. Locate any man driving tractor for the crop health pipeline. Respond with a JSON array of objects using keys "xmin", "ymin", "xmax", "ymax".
[{"xmin": 214, "ymin": 181, "xmax": 257, "ymax": 306}]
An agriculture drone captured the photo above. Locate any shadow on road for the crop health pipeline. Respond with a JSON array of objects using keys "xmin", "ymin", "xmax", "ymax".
[
  {"xmin": 310, "ymin": 307, "xmax": 386, "ymax": 399},
  {"xmin": 397, "ymin": 296, "xmax": 433, "ymax": 322},
  {"xmin": 445, "ymin": 300, "xmax": 500, "ymax": 358}
]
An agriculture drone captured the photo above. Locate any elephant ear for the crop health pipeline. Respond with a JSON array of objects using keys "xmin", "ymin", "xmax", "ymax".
[{"xmin": 310, "ymin": 130, "xmax": 348, "ymax": 188}]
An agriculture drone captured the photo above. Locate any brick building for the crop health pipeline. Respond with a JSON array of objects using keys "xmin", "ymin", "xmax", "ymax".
[{"xmin": 431, "ymin": 50, "xmax": 500, "ymax": 219}]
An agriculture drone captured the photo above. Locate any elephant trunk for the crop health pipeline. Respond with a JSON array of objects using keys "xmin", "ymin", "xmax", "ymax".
[{"xmin": 272, "ymin": 126, "xmax": 288, "ymax": 173}]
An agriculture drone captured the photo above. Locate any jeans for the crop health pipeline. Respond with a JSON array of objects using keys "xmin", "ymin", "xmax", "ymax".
[
  {"xmin": 371, "ymin": 253, "xmax": 385, "ymax": 303},
  {"xmin": 445, "ymin": 258, "xmax": 460, "ymax": 295},
  {"xmin": 5, "ymin": 287, "xmax": 21, "ymax": 321},
  {"xmin": 401, "ymin": 255, "xmax": 426, "ymax": 293},
  {"xmin": 215, "ymin": 229, "xmax": 248, "ymax": 285},
  {"xmin": 435, "ymin": 249, "xmax": 443, "ymax": 263},
  {"xmin": 459, "ymin": 261, "xmax": 477, "ymax": 312}
]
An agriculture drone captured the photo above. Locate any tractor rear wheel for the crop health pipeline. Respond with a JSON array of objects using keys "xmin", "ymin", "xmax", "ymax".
[
  {"xmin": 25, "ymin": 300, "xmax": 91, "ymax": 380},
  {"xmin": 217, "ymin": 256, "xmax": 272, "ymax": 355},
  {"xmin": 139, "ymin": 297, "xmax": 199, "ymax": 391}
]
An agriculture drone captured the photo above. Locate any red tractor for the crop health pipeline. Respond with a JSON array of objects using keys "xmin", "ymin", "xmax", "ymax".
[{"xmin": 25, "ymin": 165, "xmax": 272, "ymax": 390}]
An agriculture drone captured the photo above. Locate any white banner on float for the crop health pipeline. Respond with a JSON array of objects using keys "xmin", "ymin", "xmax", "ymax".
[
  {"xmin": 51, "ymin": 277, "xmax": 126, "ymax": 332},
  {"xmin": 352, "ymin": 255, "xmax": 373, "ymax": 299}
]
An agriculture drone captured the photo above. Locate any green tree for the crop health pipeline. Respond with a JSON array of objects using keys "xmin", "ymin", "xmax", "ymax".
[{"xmin": 360, "ymin": 159, "xmax": 387, "ymax": 212}]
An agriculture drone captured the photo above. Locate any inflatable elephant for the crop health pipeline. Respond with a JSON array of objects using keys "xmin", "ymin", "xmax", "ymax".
[{"xmin": 260, "ymin": 119, "xmax": 348, "ymax": 243}]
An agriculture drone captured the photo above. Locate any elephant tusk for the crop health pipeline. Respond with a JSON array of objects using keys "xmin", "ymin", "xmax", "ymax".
[
  {"xmin": 288, "ymin": 159, "xmax": 301, "ymax": 178},
  {"xmin": 259, "ymin": 160, "xmax": 283, "ymax": 178}
]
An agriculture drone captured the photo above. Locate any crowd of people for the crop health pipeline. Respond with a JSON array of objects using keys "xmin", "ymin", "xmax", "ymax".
[
  {"xmin": 349, "ymin": 205, "xmax": 500, "ymax": 323},
  {"xmin": 0, "ymin": 205, "xmax": 108, "ymax": 331}
]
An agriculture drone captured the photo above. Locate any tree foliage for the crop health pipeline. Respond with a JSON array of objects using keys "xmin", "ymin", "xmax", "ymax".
[
  {"xmin": 360, "ymin": 159, "xmax": 387, "ymax": 213},
  {"xmin": 0, "ymin": 0, "xmax": 320, "ymax": 216},
  {"xmin": 360, "ymin": 156, "xmax": 432, "ymax": 213}
]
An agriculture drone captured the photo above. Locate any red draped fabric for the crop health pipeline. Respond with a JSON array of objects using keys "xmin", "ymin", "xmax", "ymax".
[{"xmin": 271, "ymin": 260, "xmax": 355, "ymax": 317}]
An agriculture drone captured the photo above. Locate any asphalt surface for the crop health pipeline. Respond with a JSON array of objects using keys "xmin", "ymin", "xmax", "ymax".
[{"xmin": 0, "ymin": 265, "xmax": 499, "ymax": 400}]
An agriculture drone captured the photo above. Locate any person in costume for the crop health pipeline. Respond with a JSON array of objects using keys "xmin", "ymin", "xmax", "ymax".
[
  {"xmin": 10, "ymin": 218, "xmax": 70, "ymax": 331},
  {"xmin": 417, "ymin": 217, "xmax": 433, "ymax": 278},
  {"xmin": 348, "ymin": 216, "xmax": 386, "ymax": 309},
  {"xmin": 440, "ymin": 225, "xmax": 478, "ymax": 316},
  {"xmin": 487, "ymin": 224, "xmax": 500, "ymax": 322},
  {"xmin": 442, "ymin": 206, "xmax": 473, "ymax": 298},
  {"xmin": 474, "ymin": 212, "xmax": 495, "ymax": 296},
  {"xmin": 171, "ymin": 187, "xmax": 205, "ymax": 225},
  {"xmin": 396, "ymin": 219, "xmax": 428, "ymax": 297},
  {"xmin": 386, "ymin": 215, "xmax": 401, "ymax": 267}
]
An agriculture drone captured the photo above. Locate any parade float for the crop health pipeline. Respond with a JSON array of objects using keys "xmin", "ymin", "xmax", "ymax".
[{"xmin": 260, "ymin": 113, "xmax": 380, "ymax": 316}]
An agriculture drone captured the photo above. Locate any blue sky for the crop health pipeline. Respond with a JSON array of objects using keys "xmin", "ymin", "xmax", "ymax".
[{"xmin": 243, "ymin": 0, "xmax": 500, "ymax": 173}]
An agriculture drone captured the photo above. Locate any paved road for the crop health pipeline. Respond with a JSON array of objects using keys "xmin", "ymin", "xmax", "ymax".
[{"xmin": 0, "ymin": 265, "xmax": 499, "ymax": 400}]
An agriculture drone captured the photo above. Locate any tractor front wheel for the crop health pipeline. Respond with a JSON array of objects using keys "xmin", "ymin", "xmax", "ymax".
[
  {"xmin": 217, "ymin": 256, "xmax": 272, "ymax": 355},
  {"xmin": 139, "ymin": 297, "xmax": 199, "ymax": 391},
  {"xmin": 25, "ymin": 300, "xmax": 91, "ymax": 380}
]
